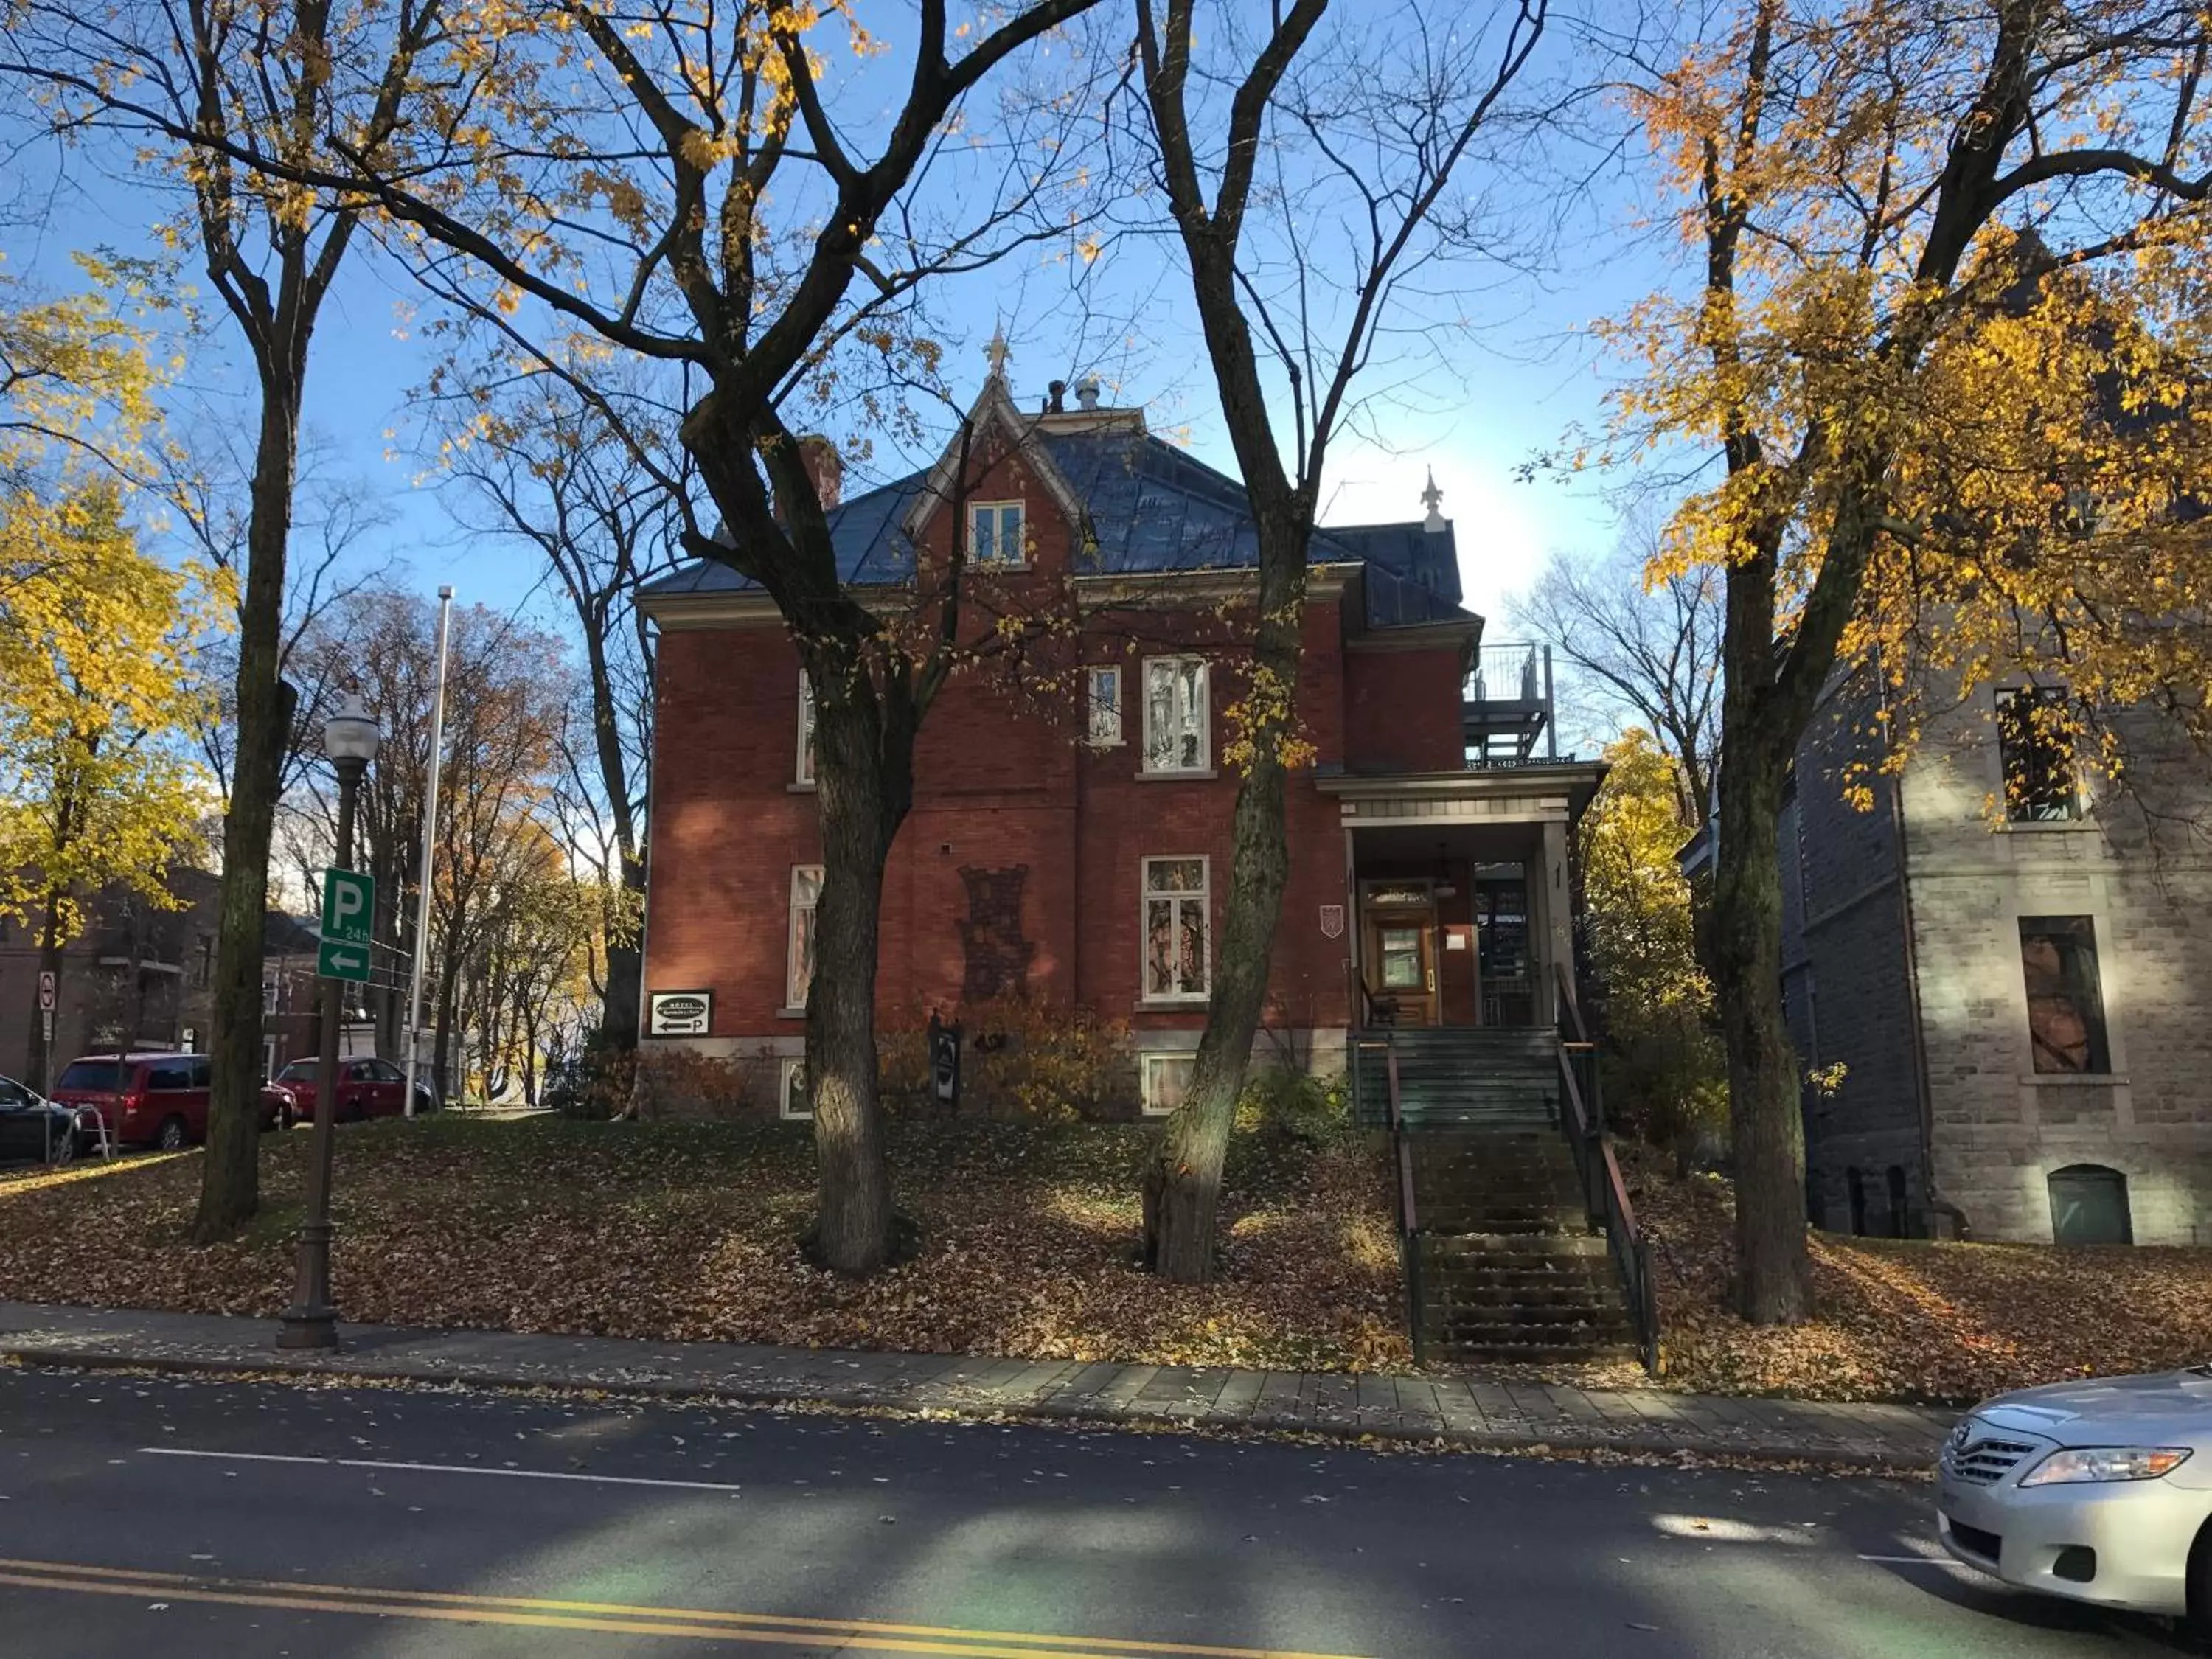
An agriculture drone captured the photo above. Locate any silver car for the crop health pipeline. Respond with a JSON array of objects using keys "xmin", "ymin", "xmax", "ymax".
[{"xmin": 1938, "ymin": 1367, "xmax": 2212, "ymax": 1631}]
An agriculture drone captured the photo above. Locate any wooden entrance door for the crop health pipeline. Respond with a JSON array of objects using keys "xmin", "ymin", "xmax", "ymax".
[{"xmin": 1362, "ymin": 884, "xmax": 1438, "ymax": 1027}]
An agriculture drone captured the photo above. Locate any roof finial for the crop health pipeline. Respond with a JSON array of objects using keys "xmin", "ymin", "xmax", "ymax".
[
  {"xmin": 984, "ymin": 324, "xmax": 1011, "ymax": 382},
  {"xmin": 1421, "ymin": 467, "xmax": 1447, "ymax": 533}
]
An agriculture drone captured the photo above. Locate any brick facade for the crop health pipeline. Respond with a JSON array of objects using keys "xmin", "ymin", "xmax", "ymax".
[{"xmin": 638, "ymin": 386, "xmax": 1596, "ymax": 1119}]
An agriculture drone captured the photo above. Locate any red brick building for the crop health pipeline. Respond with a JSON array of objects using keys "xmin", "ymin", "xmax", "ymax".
[{"xmin": 637, "ymin": 367, "xmax": 1603, "ymax": 1118}]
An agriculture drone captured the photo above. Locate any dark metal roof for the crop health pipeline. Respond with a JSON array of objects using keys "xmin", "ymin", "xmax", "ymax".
[{"xmin": 641, "ymin": 422, "xmax": 1475, "ymax": 629}]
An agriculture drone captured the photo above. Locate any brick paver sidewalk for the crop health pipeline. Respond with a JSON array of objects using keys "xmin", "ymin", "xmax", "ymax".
[{"xmin": 0, "ymin": 1300, "xmax": 1952, "ymax": 1469}]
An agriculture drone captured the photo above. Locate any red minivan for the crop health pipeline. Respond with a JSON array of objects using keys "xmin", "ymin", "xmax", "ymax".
[
  {"xmin": 47, "ymin": 1052, "xmax": 280, "ymax": 1150},
  {"xmin": 268, "ymin": 1057, "xmax": 436, "ymax": 1127}
]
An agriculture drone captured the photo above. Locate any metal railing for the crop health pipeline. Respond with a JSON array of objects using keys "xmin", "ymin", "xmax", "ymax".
[
  {"xmin": 1463, "ymin": 642, "xmax": 1557, "ymax": 766},
  {"xmin": 1371, "ymin": 1033, "xmax": 1425, "ymax": 1364},
  {"xmin": 1554, "ymin": 966, "xmax": 1660, "ymax": 1373}
]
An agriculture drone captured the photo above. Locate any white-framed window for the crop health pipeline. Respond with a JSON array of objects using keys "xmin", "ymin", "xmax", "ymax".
[
  {"xmin": 1141, "ymin": 855, "xmax": 1210, "ymax": 1001},
  {"xmin": 786, "ymin": 865, "xmax": 823, "ymax": 1010},
  {"xmin": 1086, "ymin": 665, "xmax": 1123, "ymax": 746},
  {"xmin": 779, "ymin": 1057, "xmax": 812, "ymax": 1121},
  {"xmin": 1141, "ymin": 657, "xmax": 1209, "ymax": 773},
  {"xmin": 796, "ymin": 670, "xmax": 816, "ymax": 785},
  {"xmin": 1141, "ymin": 1051, "xmax": 1197, "ymax": 1116},
  {"xmin": 969, "ymin": 500, "xmax": 1026, "ymax": 567}
]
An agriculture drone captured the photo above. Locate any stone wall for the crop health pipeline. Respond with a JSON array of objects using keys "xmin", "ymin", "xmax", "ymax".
[{"xmin": 1897, "ymin": 681, "xmax": 2212, "ymax": 1245}]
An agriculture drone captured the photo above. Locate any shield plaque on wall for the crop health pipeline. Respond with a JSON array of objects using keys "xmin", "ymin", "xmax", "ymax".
[{"xmin": 1318, "ymin": 904, "xmax": 1345, "ymax": 940}]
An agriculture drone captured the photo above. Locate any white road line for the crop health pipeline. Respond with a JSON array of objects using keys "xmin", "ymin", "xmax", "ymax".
[{"xmin": 136, "ymin": 1447, "xmax": 745, "ymax": 1495}]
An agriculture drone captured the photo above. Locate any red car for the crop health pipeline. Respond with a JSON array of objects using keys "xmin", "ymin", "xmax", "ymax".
[
  {"xmin": 48, "ymin": 1053, "xmax": 282, "ymax": 1150},
  {"xmin": 268, "ymin": 1057, "xmax": 437, "ymax": 1127}
]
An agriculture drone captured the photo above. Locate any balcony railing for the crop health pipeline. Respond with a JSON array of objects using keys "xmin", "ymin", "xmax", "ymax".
[{"xmin": 1463, "ymin": 641, "xmax": 1554, "ymax": 767}]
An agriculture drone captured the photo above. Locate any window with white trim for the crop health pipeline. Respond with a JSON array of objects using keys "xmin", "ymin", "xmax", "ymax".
[
  {"xmin": 786, "ymin": 865, "xmax": 823, "ymax": 1009},
  {"xmin": 969, "ymin": 500, "xmax": 1026, "ymax": 567},
  {"xmin": 796, "ymin": 670, "xmax": 815, "ymax": 785},
  {"xmin": 1141, "ymin": 856, "xmax": 1210, "ymax": 1001},
  {"xmin": 1086, "ymin": 666, "xmax": 1123, "ymax": 746},
  {"xmin": 1141, "ymin": 657, "xmax": 1208, "ymax": 773},
  {"xmin": 779, "ymin": 1058, "xmax": 812, "ymax": 1121},
  {"xmin": 1141, "ymin": 1052, "xmax": 1196, "ymax": 1116}
]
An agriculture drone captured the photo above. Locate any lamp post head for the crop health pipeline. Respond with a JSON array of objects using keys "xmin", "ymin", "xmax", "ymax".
[{"xmin": 324, "ymin": 692, "xmax": 380, "ymax": 769}]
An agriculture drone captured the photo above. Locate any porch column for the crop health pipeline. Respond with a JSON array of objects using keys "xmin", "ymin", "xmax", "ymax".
[{"xmin": 1539, "ymin": 817, "xmax": 1573, "ymax": 1024}]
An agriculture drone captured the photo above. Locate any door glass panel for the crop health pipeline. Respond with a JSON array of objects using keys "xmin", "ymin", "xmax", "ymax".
[{"xmin": 1378, "ymin": 928, "xmax": 1425, "ymax": 989}]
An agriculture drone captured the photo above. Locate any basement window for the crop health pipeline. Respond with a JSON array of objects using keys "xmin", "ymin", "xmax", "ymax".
[{"xmin": 1141, "ymin": 1052, "xmax": 1195, "ymax": 1117}]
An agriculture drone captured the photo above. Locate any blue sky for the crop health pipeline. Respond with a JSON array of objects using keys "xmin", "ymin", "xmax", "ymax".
[{"xmin": 7, "ymin": 4, "xmax": 1669, "ymax": 647}]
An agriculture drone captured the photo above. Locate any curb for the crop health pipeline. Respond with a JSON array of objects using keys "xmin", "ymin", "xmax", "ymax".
[{"xmin": 0, "ymin": 1342, "xmax": 1940, "ymax": 1474}]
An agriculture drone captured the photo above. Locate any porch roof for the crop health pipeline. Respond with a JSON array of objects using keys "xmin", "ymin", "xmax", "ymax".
[{"xmin": 1317, "ymin": 759, "xmax": 1607, "ymax": 825}]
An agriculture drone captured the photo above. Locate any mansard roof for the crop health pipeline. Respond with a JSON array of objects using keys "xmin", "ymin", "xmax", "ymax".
[{"xmin": 642, "ymin": 394, "xmax": 1475, "ymax": 631}]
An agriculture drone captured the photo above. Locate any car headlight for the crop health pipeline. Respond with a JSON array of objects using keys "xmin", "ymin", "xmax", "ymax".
[{"xmin": 2017, "ymin": 1446, "xmax": 2192, "ymax": 1486}]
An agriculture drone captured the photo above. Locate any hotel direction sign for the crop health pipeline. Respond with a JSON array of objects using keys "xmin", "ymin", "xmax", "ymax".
[{"xmin": 648, "ymin": 990, "xmax": 713, "ymax": 1037}]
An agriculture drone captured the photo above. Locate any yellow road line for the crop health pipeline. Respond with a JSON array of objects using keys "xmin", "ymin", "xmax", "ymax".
[{"xmin": 0, "ymin": 1559, "xmax": 1371, "ymax": 1659}]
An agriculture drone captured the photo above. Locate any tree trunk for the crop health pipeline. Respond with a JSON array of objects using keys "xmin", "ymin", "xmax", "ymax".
[
  {"xmin": 1141, "ymin": 750, "xmax": 1290, "ymax": 1282},
  {"xmin": 597, "ymin": 852, "xmax": 645, "ymax": 1051},
  {"xmin": 434, "ymin": 945, "xmax": 460, "ymax": 1105},
  {"xmin": 1141, "ymin": 532, "xmax": 1306, "ymax": 1282},
  {"xmin": 192, "ymin": 395, "xmax": 299, "ymax": 1240},
  {"xmin": 804, "ymin": 667, "xmax": 894, "ymax": 1274},
  {"xmin": 1710, "ymin": 740, "xmax": 1811, "ymax": 1322}
]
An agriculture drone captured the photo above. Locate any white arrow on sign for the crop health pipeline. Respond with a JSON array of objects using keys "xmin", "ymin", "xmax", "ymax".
[{"xmin": 324, "ymin": 949, "xmax": 365, "ymax": 973}]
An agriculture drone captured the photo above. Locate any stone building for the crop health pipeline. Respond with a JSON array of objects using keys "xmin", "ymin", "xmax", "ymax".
[
  {"xmin": 1689, "ymin": 666, "xmax": 2212, "ymax": 1246},
  {"xmin": 633, "ymin": 361, "xmax": 1601, "ymax": 1119}
]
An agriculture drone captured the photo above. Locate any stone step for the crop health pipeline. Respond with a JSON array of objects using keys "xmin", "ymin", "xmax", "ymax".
[
  {"xmin": 1425, "ymin": 1283, "xmax": 1619, "ymax": 1310},
  {"xmin": 1422, "ymin": 1231, "xmax": 1610, "ymax": 1259},
  {"xmin": 1427, "ymin": 1312, "xmax": 1636, "ymax": 1344},
  {"xmin": 1433, "ymin": 1338, "xmax": 1641, "ymax": 1363}
]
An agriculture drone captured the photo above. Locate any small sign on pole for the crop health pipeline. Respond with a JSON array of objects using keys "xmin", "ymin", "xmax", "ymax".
[
  {"xmin": 38, "ymin": 970, "xmax": 55, "ymax": 1012},
  {"xmin": 318, "ymin": 867, "xmax": 375, "ymax": 983}
]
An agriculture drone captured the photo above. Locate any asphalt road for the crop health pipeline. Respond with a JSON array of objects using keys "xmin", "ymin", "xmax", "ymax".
[{"xmin": 0, "ymin": 1366, "xmax": 2191, "ymax": 1658}]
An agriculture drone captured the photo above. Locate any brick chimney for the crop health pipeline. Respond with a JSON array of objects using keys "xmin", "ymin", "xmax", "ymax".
[
  {"xmin": 799, "ymin": 434, "xmax": 841, "ymax": 512},
  {"xmin": 773, "ymin": 434, "xmax": 843, "ymax": 524}
]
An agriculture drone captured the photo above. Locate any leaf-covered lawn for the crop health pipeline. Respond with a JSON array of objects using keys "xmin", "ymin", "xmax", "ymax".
[
  {"xmin": 0, "ymin": 1117, "xmax": 1411, "ymax": 1374},
  {"xmin": 1635, "ymin": 1155, "xmax": 2212, "ymax": 1404}
]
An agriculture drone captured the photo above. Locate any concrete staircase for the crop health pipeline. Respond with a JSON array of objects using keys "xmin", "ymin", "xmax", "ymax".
[
  {"xmin": 1409, "ymin": 1129, "xmax": 1635, "ymax": 1363},
  {"xmin": 1355, "ymin": 1027, "xmax": 1638, "ymax": 1364}
]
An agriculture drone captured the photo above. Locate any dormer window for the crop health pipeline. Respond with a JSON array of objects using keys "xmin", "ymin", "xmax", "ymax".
[{"xmin": 970, "ymin": 501, "xmax": 1026, "ymax": 567}]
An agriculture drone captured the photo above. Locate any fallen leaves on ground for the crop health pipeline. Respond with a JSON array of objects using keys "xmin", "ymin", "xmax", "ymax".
[
  {"xmin": 1630, "ymin": 1149, "xmax": 2212, "ymax": 1403},
  {"xmin": 0, "ymin": 1118, "xmax": 1411, "ymax": 1375}
]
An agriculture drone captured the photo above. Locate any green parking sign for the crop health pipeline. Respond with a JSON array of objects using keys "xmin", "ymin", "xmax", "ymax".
[{"xmin": 319, "ymin": 867, "xmax": 374, "ymax": 982}]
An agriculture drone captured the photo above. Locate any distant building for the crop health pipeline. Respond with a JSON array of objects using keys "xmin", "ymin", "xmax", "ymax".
[
  {"xmin": 1687, "ymin": 667, "xmax": 2212, "ymax": 1246},
  {"xmin": 0, "ymin": 872, "xmax": 344, "ymax": 1090}
]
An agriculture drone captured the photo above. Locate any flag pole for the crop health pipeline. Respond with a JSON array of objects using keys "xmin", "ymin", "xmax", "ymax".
[{"xmin": 403, "ymin": 586, "xmax": 453, "ymax": 1116}]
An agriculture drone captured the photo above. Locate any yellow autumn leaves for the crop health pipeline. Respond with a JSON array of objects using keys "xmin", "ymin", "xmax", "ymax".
[{"xmin": 0, "ymin": 260, "xmax": 226, "ymax": 939}]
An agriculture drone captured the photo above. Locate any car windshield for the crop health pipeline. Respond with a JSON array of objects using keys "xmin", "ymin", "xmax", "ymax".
[
  {"xmin": 54, "ymin": 1061, "xmax": 124, "ymax": 1092},
  {"xmin": 278, "ymin": 1062, "xmax": 318, "ymax": 1082}
]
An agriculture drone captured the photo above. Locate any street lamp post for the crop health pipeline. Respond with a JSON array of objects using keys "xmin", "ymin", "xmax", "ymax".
[{"xmin": 278, "ymin": 693, "xmax": 379, "ymax": 1351}]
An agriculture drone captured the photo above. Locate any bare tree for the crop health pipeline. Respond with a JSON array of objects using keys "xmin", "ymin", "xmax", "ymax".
[
  {"xmin": 430, "ymin": 361, "xmax": 686, "ymax": 1054},
  {"xmin": 1126, "ymin": 0, "xmax": 1557, "ymax": 1280},
  {"xmin": 1516, "ymin": 527, "xmax": 1721, "ymax": 829}
]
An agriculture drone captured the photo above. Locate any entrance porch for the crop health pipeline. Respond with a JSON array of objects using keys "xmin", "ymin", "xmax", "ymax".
[{"xmin": 1321, "ymin": 763, "xmax": 1606, "ymax": 1032}]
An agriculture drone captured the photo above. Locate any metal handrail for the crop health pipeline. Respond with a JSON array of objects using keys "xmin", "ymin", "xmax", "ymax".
[
  {"xmin": 1553, "ymin": 966, "xmax": 1659, "ymax": 1373},
  {"xmin": 1382, "ymin": 1035, "xmax": 1425, "ymax": 1364}
]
